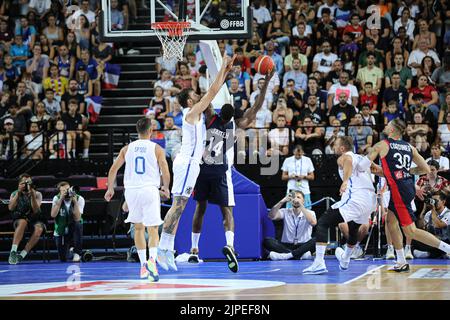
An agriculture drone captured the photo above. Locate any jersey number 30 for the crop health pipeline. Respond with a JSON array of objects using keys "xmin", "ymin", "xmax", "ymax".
[
  {"xmin": 135, "ymin": 157, "xmax": 145, "ymax": 174},
  {"xmin": 393, "ymin": 152, "xmax": 411, "ymax": 170}
]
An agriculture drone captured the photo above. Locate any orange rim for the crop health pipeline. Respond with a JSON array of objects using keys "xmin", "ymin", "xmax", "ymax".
[{"xmin": 151, "ymin": 22, "xmax": 191, "ymax": 37}]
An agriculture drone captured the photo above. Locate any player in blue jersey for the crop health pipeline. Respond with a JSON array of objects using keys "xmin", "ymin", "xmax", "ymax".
[
  {"xmin": 367, "ymin": 118, "xmax": 450, "ymax": 272},
  {"xmin": 188, "ymin": 69, "xmax": 275, "ymax": 272}
]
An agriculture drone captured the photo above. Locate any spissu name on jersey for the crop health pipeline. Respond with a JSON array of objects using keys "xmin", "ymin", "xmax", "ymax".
[{"xmin": 201, "ymin": 114, "xmax": 235, "ymax": 176}]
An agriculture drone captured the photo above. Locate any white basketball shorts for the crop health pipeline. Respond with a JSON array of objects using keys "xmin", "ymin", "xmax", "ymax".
[
  {"xmin": 124, "ymin": 186, "xmax": 163, "ymax": 226},
  {"xmin": 171, "ymin": 157, "xmax": 201, "ymax": 198}
]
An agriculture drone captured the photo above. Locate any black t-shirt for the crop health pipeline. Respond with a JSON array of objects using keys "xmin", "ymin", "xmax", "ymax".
[
  {"xmin": 62, "ymin": 113, "xmax": 83, "ymax": 131},
  {"xmin": 11, "ymin": 94, "xmax": 34, "ymax": 109},
  {"xmin": 10, "ymin": 114, "xmax": 27, "ymax": 134},
  {"xmin": 286, "ymin": 91, "xmax": 302, "ymax": 112},
  {"xmin": 300, "ymin": 107, "xmax": 327, "ymax": 125},
  {"xmin": 291, "ymin": 36, "xmax": 312, "ymax": 55},
  {"xmin": 383, "ymin": 87, "xmax": 409, "ymax": 111},
  {"xmin": 231, "ymin": 90, "xmax": 248, "ymax": 118},
  {"xmin": 326, "ymin": 71, "xmax": 340, "ymax": 87},
  {"xmin": 330, "ymin": 103, "xmax": 357, "ymax": 126},
  {"xmin": 61, "ymin": 92, "xmax": 85, "ymax": 112}
]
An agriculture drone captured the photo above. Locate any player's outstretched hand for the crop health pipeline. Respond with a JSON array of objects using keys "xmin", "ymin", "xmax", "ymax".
[
  {"xmin": 339, "ymin": 180, "xmax": 348, "ymax": 196},
  {"xmin": 160, "ymin": 187, "xmax": 170, "ymax": 202},
  {"xmin": 222, "ymin": 53, "xmax": 237, "ymax": 73},
  {"xmin": 104, "ymin": 188, "xmax": 114, "ymax": 202}
]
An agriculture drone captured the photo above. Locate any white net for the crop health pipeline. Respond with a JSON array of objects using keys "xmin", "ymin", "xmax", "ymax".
[{"xmin": 152, "ymin": 22, "xmax": 191, "ymax": 62}]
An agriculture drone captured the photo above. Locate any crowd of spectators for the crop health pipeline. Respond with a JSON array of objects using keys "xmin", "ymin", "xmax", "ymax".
[{"xmin": 145, "ymin": 0, "xmax": 450, "ymax": 162}]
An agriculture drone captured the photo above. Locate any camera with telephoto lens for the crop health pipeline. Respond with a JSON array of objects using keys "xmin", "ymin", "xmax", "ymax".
[
  {"xmin": 65, "ymin": 186, "xmax": 79, "ymax": 199},
  {"xmin": 424, "ymin": 192, "xmax": 437, "ymax": 207},
  {"xmin": 24, "ymin": 180, "xmax": 34, "ymax": 192}
]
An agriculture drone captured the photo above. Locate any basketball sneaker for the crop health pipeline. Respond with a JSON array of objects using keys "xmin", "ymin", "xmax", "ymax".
[
  {"xmin": 156, "ymin": 247, "xmax": 169, "ymax": 271},
  {"xmin": 188, "ymin": 249, "xmax": 200, "ymax": 263},
  {"xmin": 269, "ymin": 251, "xmax": 291, "ymax": 261},
  {"xmin": 145, "ymin": 258, "xmax": 159, "ymax": 282},
  {"xmin": 140, "ymin": 264, "xmax": 150, "ymax": 279},
  {"xmin": 385, "ymin": 245, "xmax": 395, "ymax": 260},
  {"xmin": 413, "ymin": 249, "xmax": 430, "ymax": 258},
  {"xmin": 404, "ymin": 246, "xmax": 414, "ymax": 260},
  {"xmin": 16, "ymin": 254, "xmax": 23, "ymax": 264},
  {"xmin": 387, "ymin": 263, "xmax": 410, "ymax": 273},
  {"xmin": 165, "ymin": 250, "xmax": 178, "ymax": 271},
  {"xmin": 302, "ymin": 260, "xmax": 328, "ymax": 275},
  {"xmin": 222, "ymin": 245, "xmax": 239, "ymax": 273},
  {"xmin": 350, "ymin": 246, "xmax": 364, "ymax": 259},
  {"xmin": 8, "ymin": 251, "xmax": 17, "ymax": 265},
  {"xmin": 335, "ymin": 247, "xmax": 349, "ymax": 271},
  {"xmin": 300, "ymin": 251, "xmax": 312, "ymax": 260}
]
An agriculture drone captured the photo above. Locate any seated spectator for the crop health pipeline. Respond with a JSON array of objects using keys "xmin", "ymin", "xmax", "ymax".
[
  {"xmin": 0, "ymin": 117, "xmax": 19, "ymax": 159},
  {"xmin": 167, "ymin": 98, "xmax": 183, "ymax": 128},
  {"xmin": 154, "ymin": 69, "xmax": 177, "ymax": 97},
  {"xmin": 22, "ymin": 121, "xmax": 43, "ymax": 159},
  {"xmin": 186, "ymin": 53, "xmax": 200, "ymax": 76},
  {"xmin": 359, "ymin": 82, "xmax": 379, "ymax": 113},
  {"xmin": 145, "ymin": 86, "xmax": 169, "ymax": 122},
  {"xmin": 413, "ymin": 19, "xmax": 437, "ymax": 51},
  {"xmin": 405, "ymin": 93, "xmax": 435, "ymax": 126},
  {"xmin": 393, "ymin": 7, "xmax": 415, "ymax": 41},
  {"xmin": 0, "ymin": 19, "xmax": 14, "ymax": 53},
  {"xmin": 348, "ymin": 113, "xmax": 373, "ymax": 155},
  {"xmin": 252, "ymin": 0, "xmax": 272, "ymax": 36},
  {"xmin": 431, "ymin": 54, "xmax": 450, "ymax": 106},
  {"xmin": 26, "ymin": 44, "xmax": 50, "ymax": 88},
  {"xmin": 283, "ymin": 58, "xmax": 307, "ymax": 93},
  {"xmin": 264, "ymin": 191, "xmax": 316, "ymax": 260},
  {"xmin": 54, "ymin": 45, "xmax": 75, "ymax": 79},
  {"xmin": 414, "ymin": 191, "xmax": 450, "ymax": 258},
  {"xmin": 385, "ymin": 43, "xmax": 412, "ymax": 88},
  {"xmin": 10, "ymin": 34, "xmax": 30, "ymax": 73},
  {"xmin": 65, "ymin": 31, "xmax": 81, "ymax": 60},
  {"xmin": 13, "ymin": 81, "xmax": 34, "ymax": 115},
  {"xmin": 326, "ymin": 60, "xmax": 345, "ymax": 90},
  {"xmin": 266, "ymin": 9, "xmax": 291, "ymax": 56},
  {"xmin": 426, "ymin": 144, "xmax": 450, "ymax": 172},
  {"xmin": 329, "ymin": 92, "xmax": 357, "ymax": 126},
  {"xmin": 304, "ymin": 77, "xmax": 327, "ymax": 111},
  {"xmin": 229, "ymin": 77, "xmax": 248, "ymax": 119},
  {"xmin": 76, "ymin": 48, "xmax": 98, "ymax": 81},
  {"xmin": 15, "ymin": 16, "xmax": 37, "ymax": 49},
  {"xmin": 30, "ymin": 101, "xmax": 51, "ymax": 130},
  {"xmin": 72, "ymin": 14, "xmax": 91, "ymax": 50},
  {"xmin": 43, "ymin": 64, "xmax": 68, "ymax": 101},
  {"xmin": 384, "ymin": 100, "xmax": 402, "ymax": 124},
  {"xmin": 360, "ymin": 104, "xmax": 377, "ymax": 126},
  {"xmin": 343, "ymin": 13, "xmax": 364, "ymax": 44},
  {"xmin": 163, "ymin": 116, "xmax": 181, "ymax": 161},
  {"xmin": 324, "ymin": 118, "xmax": 345, "ymax": 154},
  {"xmin": 29, "ymin": 0, "xmax": 52, "ymax": 18},
  {"xmin": 409, "ymin": 75, "xmax": 440, "ymax": 119},
  {"xmin": 42, "ymin": 88, "xmax": 61, "ymax": 120},
  {"xmin": 42, "ymin": 14, "xmax": 64, "ymax": 47},
  {"xmin": 283, "ymin": 44, "xmax": 308, "ymax": 73},
  {"xmin": 229, "ymin": 61, "xmax": 251, "ymax": 98},
  {"xmin": 62, "ymin": 99, "xmax": 90, "ymax": 159},
  {"xmin": 61, "ymin": 79, "xmax": 86, "ymax": 119},
  {"xmin": 252, "ymin": 70, "xmax": 279, "ymax": 104},
  {"xmin": 3, "ymin": 55, "xmax": 19, "ymax": 91},
  {"xmin": 419, "ymin": 56, "xmax": 438, "ymax": 79},
  {"xmin": 339, "ymin": 33, "xmax": 359, "ymax": 62},
  {"xmin": 174, "ymin": 61, "xmax": 193, "ymax": 90},
  {"xmin": 382, "ymin": 71, "xmax": 409, "ymax": 114},
  {"xmin": 437, "ymin": 112, "xmax": 450, "ymax": 150},
  {"xmin": 233, "ymin": 46, "xmax": 251, "ymax": 74},
  {"xmin": 294, "ymin": 116, "xmax": 324, "ymax": 155},
  {"xmin": 155, "ymin": 47, "xmax": 177, "ymax": 75},
  {"xmin": 243, "ymin": 32, "xmax": 264, "ymax": 65},
  {"xmin": 150, "ymin": 119, "xmax": 165, "ymax": 148},
  {"xmin": 315, "ymin": 8, "xmax": 337, "ymax": 46},
  {"xmin": 312, "ymin": 40, "xmax": 338, "ymax": 76},
  {"xmin": 290, "ymin": 21, "xmax": 313, "ymax": 59},
  {"xmin": 264, "ymin": 40, "xmax": 284, "ymax": 76},
  {"xmin": 48, "ymin": 119, "xmax": 72, "ymax": 159},
  {"xmin": 406, "ymin": 112, "xmax": 432, "ymax": 154},
  {"xmin": 358, "ymin": 39, "xmax": 384, "ymax": 70},
  {"xmin": 250, "ymin": 77, "xmax": 272, "ymax": 111},
  {"xmin": 356, "ymin": 53, "xmax": 383, "ymax": 94},
  {"xmin": 92, "ymin": 40, "xmax": 113, "ymax": 67},
  {"xmin": 416, "ymin": 160, "xmax": 450, "ymax": 200},
  {"xmin": 22, "ymin": 72, "xmax": 39, "ymax": 100},
  {"xmin": 283, "ymin": 79, "xmax": 302, "ymax": 117},
  {"xmin": 272, "ymin": 96, "xmax": 293, "ymax": 125},
  {"xmin": 7, "ymin": 174, "xmax": 44, "ymax": 265},
  {"xmin": 299, "ymin": 95, "xmax": 326, "ymax": 125},
  {"xmin": 0, "ymin": 91, "xmax": 11, "ymax": 119},
  {"xmin": 327, "ymin": 71, "xmax": 358, "ymax": 113},
  {"xmin": 51, "ymin": 181, "xmax": 85, "ymax": 262},
  {"xmin": 38, "ymin": 34, "xmax": 55, "ymax": 60},
  {"xmin": 193, "ymin": 65, "xmax": 208, "ymax": 97},
  {"xmin": 408, "ymin": 38, "xmax": 441, "ymax": 77},
  {"xmin": 267, "ymin": 114, "xmax": 294, "ymax": 156},
  {"xmin": 7, "ymin": 103, "xmax": 27, "ymax": 135}
]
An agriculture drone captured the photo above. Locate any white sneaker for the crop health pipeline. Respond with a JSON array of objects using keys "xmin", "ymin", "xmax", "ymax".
[
  {"xmin": 405, "ymin": 246, "xmax": 414, "ymax": 260},
  {"xmin": 335, "ymin": 247, "xmax": 350, "ymax": 270},
  {"xmin": 300, "ymin": 251, "xmax": 312, "ymax": 260},
  {"xmin": 385, "ymin": 245, "xmax": 395, "ymax": 260},
  {"xmin": 73, "ymin": 253, "xmax": 81, "ymax": 262},
  {"xmin": 118, "ymin": 48, "xmax": 124, "ymax": 56},
  {"xmin": 156, "ymin": 247, "xmax": 169, "ymax": 271},
  {"xmin": 413, "ymin": 249, "xmax": 430, "ymax": 258},
  {"xmin": 127, "ymin": 49, "xmax": 140, "ymax": 55},
  {"xmin": 268, "ymin": 251, "xmax": 291, "ymax": 261},
  {"xmin": 350, "ymin": 246, "xmax": 364, "ymax": 259},
  {"xmin": 302, "ymin": 260, "xmax": 328, "ymax": 275}
]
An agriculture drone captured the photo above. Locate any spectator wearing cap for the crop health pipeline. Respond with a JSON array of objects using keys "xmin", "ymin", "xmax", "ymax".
[
  {"xmin": 426, "ymin": 144, "xmax": 450, "ymax": 172},
  {"xmin": 0, "ymin": 117, "xmax": 19, "ymax": 160},
  {"xmin": 283, "ymin": 58, "xmax": 307, "ymax": 93},
  {"xmin": 264, "ymin": 40, "xmax": 284, "ymax": 76}
]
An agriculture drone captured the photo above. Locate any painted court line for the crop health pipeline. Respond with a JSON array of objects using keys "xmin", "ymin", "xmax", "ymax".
[{"xmin": 343, "ymin": 265, "xmax": 385, "ymax": 285}]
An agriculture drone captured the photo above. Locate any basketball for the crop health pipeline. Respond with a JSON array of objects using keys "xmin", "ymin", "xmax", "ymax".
[{"xmin": 254, "ymin": 55, "xmax": 275, "ymax": 75}]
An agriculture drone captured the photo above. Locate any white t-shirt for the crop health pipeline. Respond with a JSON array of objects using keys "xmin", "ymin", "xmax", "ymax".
[
  {"xmin": 438, "ymin": 124, "xmax": 450, "ymax": 149},
  {"xmin": 253, "ymin": 72, "xmax": 280, "ymax": 99},
  {"xmin": 254, "ymin": 108, "xmax": 272, "ymax": 128},
  {"xmin": 313, "ymin": 52, "xmax": 338, "ymax": 74},
  {"xmin": 252, "ymin": 6, "xmax": 272, "ymax": 24},
  {"xmin": 155, "ymin": 56, "xmax": 177, "ymax": 75},
  {"xmin": 268, "ymin": 128, "xmax": 294, "ymax": 149},
  {"xmin": 29, "ymin": 0, "xmax": 51, "ymax": 15},
  {"xmin": 24, "ymin": 134, "xmax": 43, "ymax": 151},
  {"xmin": 394, "ymin": 18, "xmax": 415, "ymax": 41},
  {"xmin": 292, "ymin": 25, "xmax": 313, "ymax": 37},
  {"xmin": 281, "ymin": 155, "xmax": 315, "ymax": 194},
  {"xmin": 277, "ymin": 208, "xmax": 316, "ymax": 243},
  {"xmin": 424, "ymin": 207, "xmax": 450, "ymax": 240},
  {"xmin": 328, "ymin": 83, "xmax": 359, "ymax": 106},
  {"xmin": 408, "ymin": 49, "xmax": 441, "ymax": 76},
  {"xmin": 426, "ymin": 156, "xmax": 450, "ymax": 171},
  {"xmin": 250, "ymin": 89, "xmax": 272, "ymax": 110},
  {"xmin": 317, "ymin": 4, "xmax": 338, "ymax": 18}
]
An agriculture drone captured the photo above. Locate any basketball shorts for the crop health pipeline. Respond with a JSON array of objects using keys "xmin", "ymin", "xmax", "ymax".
[
  {"xmin": 193, "ymin": 170, "xmax": 235, "ymax": 207},
  {"xmin": 332, "ymin": 190, "xmax": 377, "ymax": 225},
  {"xmin": 171, "ymin": 157, "xmax": 201, "ymax": 198},
  {"xmin": 124, "ymin": 186, "xmax": 163, "ymax": 227}
]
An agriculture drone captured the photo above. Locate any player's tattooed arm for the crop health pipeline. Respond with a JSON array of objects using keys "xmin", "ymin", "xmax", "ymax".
[{"xmin": 164, "ymin": 196, "xmax": 188, "ymax": 234}]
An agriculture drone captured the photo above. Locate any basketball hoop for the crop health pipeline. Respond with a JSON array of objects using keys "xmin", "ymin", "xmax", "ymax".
[{"xmin": 151, "ymin": 21, "xmax": 191, "ymax": 62}]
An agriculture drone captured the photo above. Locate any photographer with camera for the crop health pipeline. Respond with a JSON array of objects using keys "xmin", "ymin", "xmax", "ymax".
[
  {"xmin": 51, "ymin": 181, "xmax": 85, "ymax": 262},
  {"xmin": 416, "ymin": 160, "xmax": 450, "ymax": 200},
  {"xmin": 413, "ymin": 191, "xmax": 450, "ymax": 259},
  {"xmin": 263, "ymin": 190, "xmax": 317, "ymax": 260},
  {"xmin": 8, "ymin": 174, "xmax": 44, "ymax": 265}
]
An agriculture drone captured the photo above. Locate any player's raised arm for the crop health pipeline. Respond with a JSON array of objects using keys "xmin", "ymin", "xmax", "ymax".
[
  {"xmin": 104, "ymin": 145, "xmax": 128, "ymax": 202},
  {"xmin": 186, "ymin": 53, "xmax": 236, "ymax": 123},
  {"xmin": 236, "ymin": 68, "xmax": 275, "ymax": 129},
  {"xmin": 410, "ymin": 146, "xmax": 431, "ymax": 176},
  {"xmin": 155, "ymin": 144, "xmax": 171, "ymax": 200}
]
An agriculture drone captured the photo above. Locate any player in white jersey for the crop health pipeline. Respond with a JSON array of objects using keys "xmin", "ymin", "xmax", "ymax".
[
  {"xmin": 303, "ymin": 136, "xmax": 377, "ymax": 274},
  {"xmin": 104, "ymin": 117, "xmax": 170, "ymax": 282},
  {"xmin": 157, "ymin": 53, "xmax": 236, "ymax": 272}
]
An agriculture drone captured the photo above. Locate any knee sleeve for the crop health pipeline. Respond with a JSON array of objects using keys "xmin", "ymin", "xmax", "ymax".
[
  {"xmin": 347, "ymin": 222, "xmax": 361, "ymax": 246},
  {"xmin": 315, "ymin": 208, "xmax": 344, "ymax": 243}
]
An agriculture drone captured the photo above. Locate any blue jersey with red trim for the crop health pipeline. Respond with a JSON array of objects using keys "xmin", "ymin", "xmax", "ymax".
[
  {"xmin": 200, "ymin": 114, "xmax": 235, "ymax": 177},
  {"xmin": 381, "ymin": 138, "xmax": 415, "ymax": 198}
]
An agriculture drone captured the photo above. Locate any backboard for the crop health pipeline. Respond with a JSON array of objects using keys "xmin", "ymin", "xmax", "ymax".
[{"xmin": 99, "ymin": 0, "xmax": 252, "ymax": 42}]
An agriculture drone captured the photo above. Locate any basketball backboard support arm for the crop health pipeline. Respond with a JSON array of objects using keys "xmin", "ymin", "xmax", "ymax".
[{"xmin": 99, "ymin": 0, "xmax": 252, "ymax": 42}]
